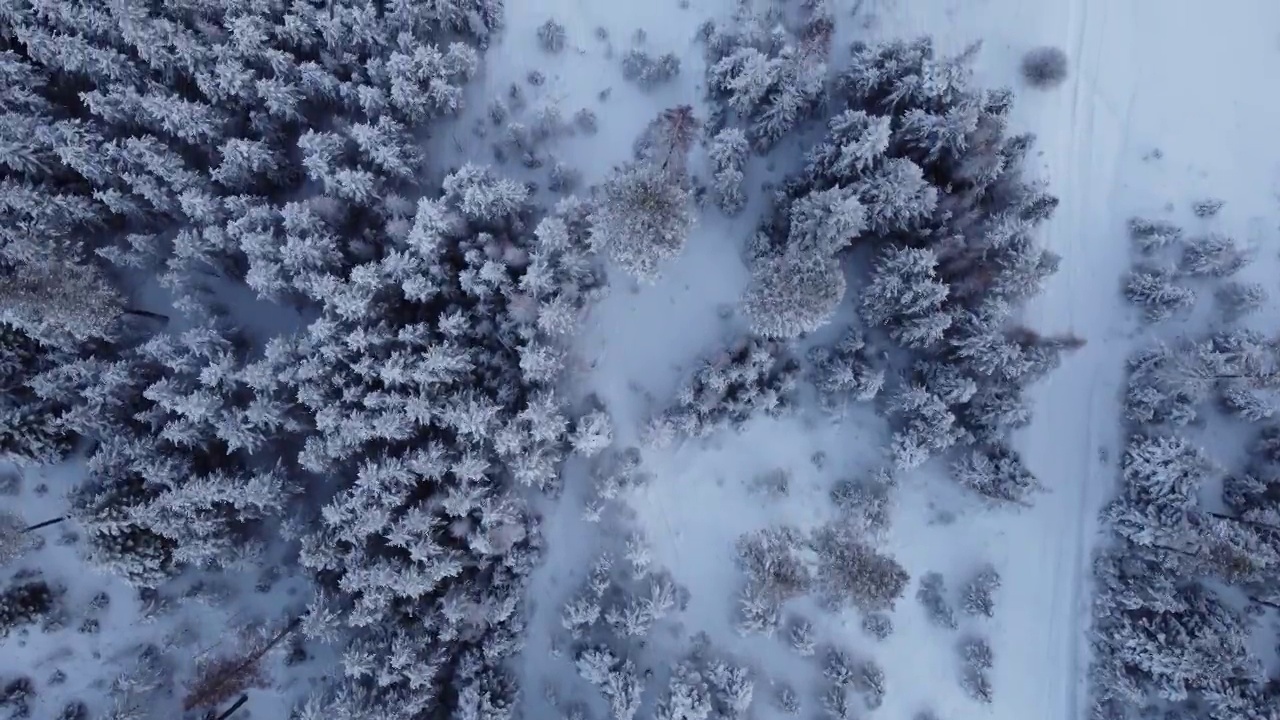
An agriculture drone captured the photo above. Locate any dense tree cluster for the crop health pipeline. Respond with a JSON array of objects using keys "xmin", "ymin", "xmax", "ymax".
[
  {"xmin": 729, "ymin": 36, "xmax": 1073, "ymax": 493},
  {"xmin": 0, "ymin": 1, "xmax": 624, "ymax": 717},
  {"xmin": 1093, "ymin": 336, "xmax": 1280, "ymax": 719},
  {"xmin": 700, "ymin": 1, "xmax": 833, "ymax": 152}
]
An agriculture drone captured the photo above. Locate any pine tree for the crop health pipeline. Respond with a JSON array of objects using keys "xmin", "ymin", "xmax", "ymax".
[
  {"xmin": 1124, "ymin": 269, "xmax": 1196, "ymax": 322},
  {"xmin": 862, "ymin": 246, "xmax": 951, "ymax": 349},
  {"xmin": 952, "ymin": 443, "xmax": 1041, "ymax": 505},
  {"xmin": 707, "ymin": 128, "xmax": 749, "ymax": 215},
  {"xmin": 742, "ymin": 252, "xmax": 845, "ymax": 338},
  {"xmin": 590, "ymin": 160, "xmax": 693, "ymax": 282}
]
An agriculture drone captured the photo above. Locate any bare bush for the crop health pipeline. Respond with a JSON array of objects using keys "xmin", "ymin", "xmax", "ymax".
[
  {"xmin": 916, "ymin": 572, "xmax": 957, "ymax": 629},
  {"xmin": 1021, "ymin": 46, "xmax": 1069, "ymax": 88},
  {"xmin": 962, "ymin": 564, "xmax": 1001, "ymax": 617},
  {"xmin": 538, "ymin": 19, "xmax": 567, "ymax": 53}
]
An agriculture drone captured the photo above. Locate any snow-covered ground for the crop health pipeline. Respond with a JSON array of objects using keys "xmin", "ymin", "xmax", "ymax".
[
  {"xmin": 502, "ymin": 0, "xmax": 1280, "ymax": 718},
  {"xmin": 6, "ymin": 1, "xmax": 1279, "ymax": 719}
]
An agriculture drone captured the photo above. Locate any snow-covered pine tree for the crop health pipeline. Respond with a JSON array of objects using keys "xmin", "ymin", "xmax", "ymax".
[
  {"xmin": 1124, "ymin": 268, "xmax": 1197, "ymax": 322},
  {"xmin": 702, "ymin": 2, "xmax": 832, "ymax": 151},
  {"xmin": 0, "ymin": 324, "xmax": 73, "ymax": 464},
  {"xmin": 590, "ymin": 108, "xmax": 698, "ymax": 282},
  {"xmin": 812, "ymin": 521, "xmax": 909, "ymax": 612},
  {"xmin": 808, "ymin": 330, "xmax": 885, "ymax": 410},
  {"xmin": 861, "ymin": 246, "xmax": 951, "ymax": 349},
  {"xmin": 742, "ymin": 252, "xmax": 845, "ymax": 338},
  {"xmin": 1180, "ymin": 233, "xmax": 1250, "ymax": 277},
  {"xmin": 707, "ymin": 127, "xmax": 749, "ymax": 215},
  {"xmin": 646, "ymin": 336, "xmax": 800, "ymax": 444},
  {"xmin": 951, "ymin": 442, "xmax": 1041, "ymax": 505}
]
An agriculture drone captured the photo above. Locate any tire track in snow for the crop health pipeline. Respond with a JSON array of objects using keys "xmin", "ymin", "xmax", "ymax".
[{"xmin": 1029, "ymin": 1, "xmax": 1125, "ymax": 719}]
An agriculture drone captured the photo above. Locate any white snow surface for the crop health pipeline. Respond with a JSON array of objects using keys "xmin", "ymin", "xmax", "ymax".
[{"xmin": 501, "ymin": 1, "xmax": 1280, "ymax": 719}]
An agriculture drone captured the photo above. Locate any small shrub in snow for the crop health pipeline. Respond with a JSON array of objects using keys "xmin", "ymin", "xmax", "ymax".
[
  {"xmin": 569, "ymin": 406, "xmax": 613, "ymax": 457},
  {"xmin": 527, "ymin": 70, "xmax": 546, "ymax": 87},
  {"xmin": 1191, "ymin": 198, "xmax": 1224, "ymax": 218},
  {"xmin": 603, "ymin": 598, "xmax": 655, "ymax": 639},
  {"xmin": 787, "ymin": 616, "xmax": 816, "ymax": 656},
  {"xmin": 854, "ymin": 660, "xmax": 886, "ymax": 709},
  {"xmin": 737, "ymin": 585, "xmax": 783, "ymax": 636},
  {"xmin": 625, "ymin": 533, "xmax": 652, "ymax": 579},
  {"xmin": 0, "ymin": 677, "xmax": 33, "ymax": 719},
  {"xmin": 861, "ymin": 612, "xmax": 893, "ymax": 640},
  {"xmin": 750, "ymin": 468, "xmax": 791, "ymax": 496},
  {"xmin": 824, "ymin": 647, "xmax": 857, "ymax": 687},
  {"xmin": 705, "ymin": 659, "xmax": 755, "ymax": 718},
  {"xmin": 1020, "ymin": 46, "xmax": 1069, "ymax": 88},
  {"xmin": 654, "ymin": 662, "xmax": 713, "ymax": 720},
  {"xmin": 707, "ymin": 128, "xmax": 749, "ymax": 215},
  {"xmin": 1128, "ymin": 217, "xmax": 1184, "ymax": 252},
  {"xmin": 960, "ymin": 636, "xmax": 993, "ymax": 671},
  {"xmin": 813, "ymin": 522, "xmax": 910, "ymax": 612},
  {"xmin": 538, "ymin": 19, "xmax": 567, "ymax": 53},
  {"xmin": 828, "ymin": 470, "xmax": 894, "ymax": 537},
  {"xmin": 549, "ymin": 162, "xmax": 583, "ymax": 194},
  {"xmin": 916, "ymin": 572, "xmax": 958, "ymax": 630},
  {"xmin": 577, "ymin": 648, "xmax": 644, "ymax": 720},
  {"xmin": 1180, "ymin": 233, "xmax": 1250, "ymax": 277},
  {"xmin": 574, "ymin": 108, "xmax": 599, "ymax": 135},
  {"xmin": 562, "ymin": 593, "xmax": 602, "ymax": 637},
  {"xmin": 1215, "ymin": 281, "xmax": 1268, "ymax": 321},
  {"xmin": 589, "ymin": 447, "xmax": 649, "ymax": 507},
  {"xmin": 1123, "ymin": 269, "xmax": 1197, "ymax": 321},
  {"xmin": 58, "ymin": 700, "xmax": 89, "ymax": 720},
  {"xmin": 588, "ymin": 555, "xmax": 614, "ymax": 597},
  {"xmin": 915, "ymin": 711, "xmax": 941, "ymax": 720},
  {"xmin": 622, "ymin": 49, "xmax": 681, "ymax": 90},
  {"xmin": 821, "ymin": 685, "xmax": 856, "ymax": 720},
  {"xmin": 0, "ymin": 578, "xmax": 61, "ymax": 636},
  {"xmin": 776, "ymin": 683, "xmax": 800, "ymax": 714},
  {"xmin": 963, "ymin": 564, "xmax": 1001, "ymax": 617},
  {"xmin": 961, "ymin": 668, "xmax": 993, "ymax": 704}
]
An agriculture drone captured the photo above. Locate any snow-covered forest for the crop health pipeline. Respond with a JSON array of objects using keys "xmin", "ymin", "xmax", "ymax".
[{"xmin": 1, "ymin": 0, "xmax": 1279, "ymax": 718}]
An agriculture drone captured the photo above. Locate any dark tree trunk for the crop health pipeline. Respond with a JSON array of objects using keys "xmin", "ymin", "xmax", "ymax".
[
  {"xmin": 1249, "ymin": 595, "xmax": 1280, "ymax": 611},
  {"xmin": 122, "ymin": 308, "xmax": 171, "ymax": 323},
  {"xmin": 212, "ymin": 694, "xmax": 250, "ymax": 720},
  {"xmin": 22, "ymin": 516, "xmax": 65, "ymax": 533},
  {"xmin": 1206, "ymin": 510, "xmax": 1280, "ymax": 533}
]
